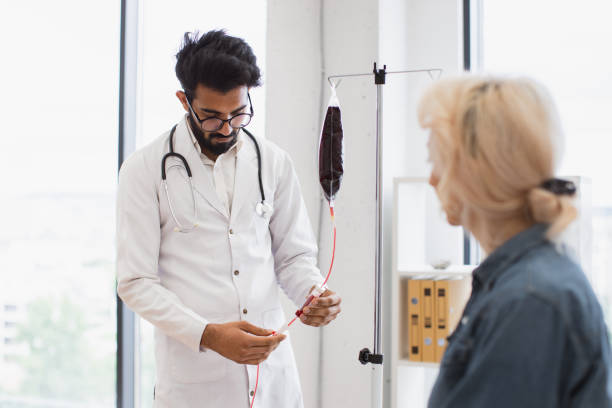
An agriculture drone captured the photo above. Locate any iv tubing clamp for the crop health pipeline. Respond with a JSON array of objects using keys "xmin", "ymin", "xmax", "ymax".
[{"xmin": 359, "ymin": 348, "xmax": 384, "ymax": 365}]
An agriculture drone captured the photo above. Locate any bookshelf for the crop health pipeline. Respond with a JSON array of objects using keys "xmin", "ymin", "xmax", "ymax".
[
  {"xmin": 390, "ymin": 178, "xmax": 475, "ymax": 408},
  {"xmin": 389, "ymin": 176, "xmax": 591, "ymax": 407}
]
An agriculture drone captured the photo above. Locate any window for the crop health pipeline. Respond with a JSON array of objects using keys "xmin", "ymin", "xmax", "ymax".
[
  {"xmin": 2, "ymin": 0, "xmax": 269, "ymax": 406},
  {"xmin": 473, "ymin": 0, "xmax": 612, "ymax": 329},
  {"xmin": 0, "ymin": 1, "xmax": 119, "ymax": 406}
]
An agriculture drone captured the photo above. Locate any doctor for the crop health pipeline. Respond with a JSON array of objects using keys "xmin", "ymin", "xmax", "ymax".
[{"xmin": 116, "ymin": 30, "xmax": 342, "ymax": 407}]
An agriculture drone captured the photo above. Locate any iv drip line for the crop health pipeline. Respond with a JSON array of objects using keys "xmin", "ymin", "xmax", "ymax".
[{"xmin": 251, "ymin": 204, "xmax": 337, "ymax": 408}]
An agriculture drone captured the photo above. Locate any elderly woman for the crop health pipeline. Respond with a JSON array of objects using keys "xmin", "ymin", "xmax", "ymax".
[{"xmin": 419, "ymin": 76, "xmax": 612, "ymax": 408}]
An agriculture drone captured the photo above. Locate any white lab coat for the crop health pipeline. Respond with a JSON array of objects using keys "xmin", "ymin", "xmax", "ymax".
[{"xmin": 116, "ymin": 117, "xmax": 324, "ymax": 407}]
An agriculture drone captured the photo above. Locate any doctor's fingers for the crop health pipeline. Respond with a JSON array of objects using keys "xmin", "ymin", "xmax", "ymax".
[
  {"xmin": 239, "ymin": 348, "xmax": 276, "ymax": 364},
  {"xmin": 242, "ymin": 346, "xmax": 278, "ymax": 360},
  {"xmin": 243, "ymin": 342, "xmax": 282, "ymax": 359},
  {"xmin": 311, "ymin": 294, "xmax": 342, "ymax": 308},
  {"xmin": 239, "ymin": 321, "xmax": 272, "ymax": 336},
  {"xmin": 242, "ymin": 356, "xmax": 269, "ymax": 365},
  {"xmin": 303, "ymin": 304, "xmax": 341, "ymax": 318},
  {"xmin": 247, "ymin": 333, "xmax": 286, "ymax": 349},
  {"xmin": 300, "ymin": 309, "xmax": 340, "ymax": 326},
  {"xmin": 246, "ymin": 344, "xmax": 279, "ymax": 354}
]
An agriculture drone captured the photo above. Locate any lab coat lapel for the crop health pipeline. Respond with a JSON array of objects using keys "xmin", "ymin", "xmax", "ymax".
[
  {"xmin": 173, "ymin": 119, "xmax": 228, "ymax": 219},
  {"xmin": 230, "ymin": 136, "xmax": 259, "ymax": 225}
]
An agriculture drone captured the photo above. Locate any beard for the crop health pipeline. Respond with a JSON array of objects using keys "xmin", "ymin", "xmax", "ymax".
[{"xmin": 187, "ymin": 114, "xmax": 239, "ymax": 156}]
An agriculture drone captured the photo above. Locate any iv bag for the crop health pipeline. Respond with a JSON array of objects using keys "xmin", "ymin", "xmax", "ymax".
[{"xmin": 319, "ymin": 85, "xmax": 344, "ymax": 202}]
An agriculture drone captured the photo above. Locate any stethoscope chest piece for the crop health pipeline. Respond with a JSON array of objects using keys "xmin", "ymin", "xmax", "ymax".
[{"xmin": 255, "ymin": 201, "xmax": 273, "ymax": 218}]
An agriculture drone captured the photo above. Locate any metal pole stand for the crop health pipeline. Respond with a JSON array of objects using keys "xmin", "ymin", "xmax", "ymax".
[
  {"xmin": 357, "ymin": 62, "xmax": 386, "ymax": 408},
  {"xmin": 327, "ymin": 63, "xmax": 441, "ymax": 408}
]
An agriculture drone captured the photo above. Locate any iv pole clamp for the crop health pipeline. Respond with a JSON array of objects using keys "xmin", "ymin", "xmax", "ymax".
[
  {"xmin": 358, "ymin": 62, "xmax": 386, "ymax": 368},
  {"xmin": 373, "ymin": 62, "xmax": 387, "ymax": 85}
]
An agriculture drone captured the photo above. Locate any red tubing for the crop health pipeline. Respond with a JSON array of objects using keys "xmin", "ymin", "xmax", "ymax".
[
  {"xmin": 251, "ymin": 204, "xmax": 336, "ymax": 406},
  {"xmin": 250, "ymin": 364, "xmax": 260, "ymax": 408},
  {"xmin": 323, "ymin": 206, "xmax": 336, "ymax": 287},
  {"xmin": 289, "ymin": 205, "xmax": 337, "ymax": 327}
]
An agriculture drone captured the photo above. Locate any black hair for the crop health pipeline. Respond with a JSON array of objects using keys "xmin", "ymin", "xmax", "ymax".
[{"xmin": 175, "ymin": 30, "xmax": 262, "ymax": 98}]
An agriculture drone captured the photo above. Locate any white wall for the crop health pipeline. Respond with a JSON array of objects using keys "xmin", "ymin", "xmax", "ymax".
[
  {"xmin": 266, "ymin": 1, "xmax": 463, "ymax": 407},
  {"xmin": 318, "ymin": 0, "xmax": 381, "ymax": 407},
  {"xmin": 266, "ymin": 2, "xmax": 324, "ymax": 407}
]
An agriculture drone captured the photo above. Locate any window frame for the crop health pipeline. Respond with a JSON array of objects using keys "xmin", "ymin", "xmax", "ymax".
[{"xmin": 117, "ymin": 0, "xmax": 139, "ymax": 407}]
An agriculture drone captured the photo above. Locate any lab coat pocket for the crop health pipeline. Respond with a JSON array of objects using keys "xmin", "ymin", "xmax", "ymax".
[{"xmin": 169, "ymin": 339, "xmax": 227, "ymax": 383}]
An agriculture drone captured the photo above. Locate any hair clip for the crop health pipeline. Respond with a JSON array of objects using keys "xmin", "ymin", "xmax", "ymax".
[{"xmin": 540, "ymin": 178, "xmax": 576, "ymax": 196}]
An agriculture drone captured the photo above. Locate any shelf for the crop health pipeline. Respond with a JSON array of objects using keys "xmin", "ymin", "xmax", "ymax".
[
  {"xmin": 392, "ymin": 178, "xmax": 475, "ymax": 407},
  {"xmin": 397, "ymin": 264, "xmax": 476, "ymax": 279},
  {"xmin": 397, "ymin": 359, "xmax": 440, "ymax": 369}
]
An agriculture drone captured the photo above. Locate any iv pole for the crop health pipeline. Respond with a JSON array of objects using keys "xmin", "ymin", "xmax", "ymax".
[{"xmin": 327, "ymin": 63, "xmax": 442, "ymax": 408}]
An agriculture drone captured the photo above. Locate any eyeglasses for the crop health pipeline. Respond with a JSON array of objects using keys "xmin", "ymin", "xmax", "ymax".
[{"xmin": 185, "ymin": 92, "xmax": 254, "ymax": 132}]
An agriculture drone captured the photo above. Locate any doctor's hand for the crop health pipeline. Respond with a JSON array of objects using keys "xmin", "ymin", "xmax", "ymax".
[
  {"xmin": 300, "ymin": 287, "xmax": 342, "ymax": 327},
  {"xmin": 200, "ymin": 321, "xmax": 286, "ymax": 365}
]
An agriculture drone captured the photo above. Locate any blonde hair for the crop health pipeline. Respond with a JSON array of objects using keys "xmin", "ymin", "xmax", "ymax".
[{"xmin": 418, "ymin": 76, "xmax": 576, "ymax": 248}]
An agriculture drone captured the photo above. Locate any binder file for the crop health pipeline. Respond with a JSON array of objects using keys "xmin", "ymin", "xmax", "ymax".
[
  {"xmin": 401, "ymin": 279, "xmax": 409, "ymax": 358},
  {"xmin": 434, "ymin": 280, "xmax": 449, "ymax": 362},
  {"xmin": 421, "ymin": 280, "xmax": 436, "ymax": 362},
  {"xmin": 405, "ymin": 279, "xmax": 422, "ymax": 361},
  {"xmin": 434, "ymin": 279, "xmax": 471, "ymax": 362}
]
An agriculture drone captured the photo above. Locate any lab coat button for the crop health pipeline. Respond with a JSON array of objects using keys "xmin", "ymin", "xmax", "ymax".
[
  {"xmin": 250, "ymin": 391, "xmax": 254, "ymax": 397},
  {"xmin": 229, "ymin": 229, "xmax": 234, "ymax": 235},
  {"xmin": 234, "ymin": 270, "xmax": 240, "ymax": 276},
  {"xmin": 243, "ymin": 308, "xmax": 248, "ymax": 314}
]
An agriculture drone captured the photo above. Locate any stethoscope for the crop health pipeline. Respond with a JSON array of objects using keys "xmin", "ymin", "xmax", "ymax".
[{"xmin": 161, "ymin": 123, "xmax": 272, "ymax": 232}]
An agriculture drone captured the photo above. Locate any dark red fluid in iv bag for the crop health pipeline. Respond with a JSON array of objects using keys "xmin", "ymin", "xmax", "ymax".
[{"xmin": 319, "ymin": 106, "xmax": 344, "ymax": 202}]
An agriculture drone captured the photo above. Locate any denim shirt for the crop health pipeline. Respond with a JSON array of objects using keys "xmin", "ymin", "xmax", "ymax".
[{"xmin": 428, "ymin": 224, "xmax": 612, "ymax": 408}]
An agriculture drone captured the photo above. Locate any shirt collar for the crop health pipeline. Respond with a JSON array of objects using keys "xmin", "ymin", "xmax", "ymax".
[
  {"xmin": 472, "ymin": 223, "xmax": 549, "ymax": 288},
  {"xmin": 184, "ymin": 114, "xmax": 244, "ymax": 161}
]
